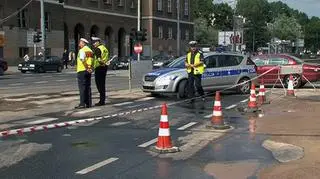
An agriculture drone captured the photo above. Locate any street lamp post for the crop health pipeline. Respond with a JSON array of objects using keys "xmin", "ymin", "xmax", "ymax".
[
  {"xmin": 177, "ymin": 0, "xmax": 180, "ymax": 56},
  {"xmin": 137, "ymin": 0, "xmax": 141, "ymax": 61},
  {"xmin": 40, "ymin": 0, "xmax": 46, "ymax": 59}
]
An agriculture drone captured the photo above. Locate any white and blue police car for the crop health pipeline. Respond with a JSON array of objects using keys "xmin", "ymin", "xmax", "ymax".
[{"xmin": 142, "ymin": 52, "xmax": 257, "ymax": 98}]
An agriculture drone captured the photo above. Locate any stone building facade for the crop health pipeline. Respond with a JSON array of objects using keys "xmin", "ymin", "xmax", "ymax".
[{"xmin": 0, "ymin": 0, "xmax": 194, "ymax": 63}]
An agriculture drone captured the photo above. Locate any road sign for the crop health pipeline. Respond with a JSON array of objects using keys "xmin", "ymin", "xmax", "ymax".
[{"xmin": 134, "ymin": 43, "xmax": 143, "ymax": 54}]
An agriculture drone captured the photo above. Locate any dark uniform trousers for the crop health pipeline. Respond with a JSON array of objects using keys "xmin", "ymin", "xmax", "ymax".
[
  {"xmin": 187, "ymin": 73, "xmax": 204, "ymax": 98},
  {"xmin": 95, "ymin": 66, "xmax": 107, "ymax": 103},
  {"xmin": 77, "ymin": 71, "xmax": 92, "ymax": 107}
]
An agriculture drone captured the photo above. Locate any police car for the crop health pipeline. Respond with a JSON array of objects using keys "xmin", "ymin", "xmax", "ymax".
[{"xmin": 142, "ymin": 52, "xmax": 257, "ymax": 98}]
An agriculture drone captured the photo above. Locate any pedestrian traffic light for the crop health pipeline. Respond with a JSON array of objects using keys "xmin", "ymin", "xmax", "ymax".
[
  {"xmin": 33, "ymin": 32, "xmax": 42, "ymax": 43},
  {"xmin": 130, "ymin": 28, "xmax": 137, "ymax": 42},
  {"xmin": 136, "ymin": 30, "xmax": 143, "ymax": 42},
  {"xmin": 141, "ymin": 28, "xmax": 147, "ymax": 42}
]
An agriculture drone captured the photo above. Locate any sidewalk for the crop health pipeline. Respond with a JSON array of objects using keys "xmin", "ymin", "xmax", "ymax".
[{"xmin": 257, "ymin": 89, "xmax": 320, "ymax": 178}]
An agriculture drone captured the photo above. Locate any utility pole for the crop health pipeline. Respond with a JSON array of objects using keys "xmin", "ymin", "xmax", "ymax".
[
  {"xmin": 177, "ymin": 0, "xmax": 180, "ymax": 56},
  {"xmin": 137, "ymin": 0, "xmax": 141, "ymax": 61},
  {"xmin": 40, "ymin": 0, "xmax": 46, "ymax": 59}
]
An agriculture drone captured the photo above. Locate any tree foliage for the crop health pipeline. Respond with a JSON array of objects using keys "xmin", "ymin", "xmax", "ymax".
[
  {"xmin": 194, "ymin": 18, "xmax": 218, "ymax": 46},
  {"xmin": 212, "ymin": 3, "xmax": 233, "ymax": 30},
  {"xmin": 269, "ymin": 14, "xmax": 303, "ymax": 41}
]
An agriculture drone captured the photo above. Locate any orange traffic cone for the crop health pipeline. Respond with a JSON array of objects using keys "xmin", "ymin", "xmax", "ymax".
[
  {"xmin": 210, "ymin": 91, "xmax": 230, "ymax": 130},
  {"xmin": 152, "ymin": 103, "xmax": 179, "ymax": 153},
  {"xmin": 258, "ymin": 78, "xmax": 269, "ymax": 105},
  {"xmin": 287, "ymin": 74, "xmax": 295, "ymax": 97},
  {"xmin": 247, "ymin": 82, "xmax": 258, "ymax": 112}
]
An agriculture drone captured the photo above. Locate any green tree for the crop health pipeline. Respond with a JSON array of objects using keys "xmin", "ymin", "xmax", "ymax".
[
  {"xmin": 268, "ymin": 14, "xmax": 302, "ymax": 41},
  {"xmin": 236, "ymin": 0, "xmax": 271, "ymax": 51},
  {"xmin": 212, "ymin": 3, "xmax": 233, "ymax": 30},
  {"xmin": 194, "ymin": 18, "xmax": 218, "ymax": 45},
  {"xmin": 304, "ymin": 17, "xmax": 320, "ymax": 51}
]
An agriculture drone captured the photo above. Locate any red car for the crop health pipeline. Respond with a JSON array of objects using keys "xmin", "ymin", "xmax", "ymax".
[
  {"xmin": 252, "ymin": 54, "xmax": 320, "ymax": 88},
  {"xmin": 0, "ymin": 58, "xmax": 8, "ymax": 75}
]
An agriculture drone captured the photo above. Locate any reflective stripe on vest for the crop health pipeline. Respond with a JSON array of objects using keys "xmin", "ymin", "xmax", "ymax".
[
  {"xmin": 77, "ymin": 46, "xmax": 93, "ymax": 72},
  {"xmin": 94, "ymin": 45, "xmax": 109, "ymax": 68},
  {"xmin": 186, "ymin": 52, "xmax": 205, "ymax": 75}
]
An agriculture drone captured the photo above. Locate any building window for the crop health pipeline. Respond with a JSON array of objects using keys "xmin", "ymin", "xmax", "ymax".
[
  {"xmin": 130, "ymin": 0, "xmax": 135, "ymax": 8},
  {"xmin": 157, "ymin": 0, "xmax": 163, "ymax": 11},
  {"xmin": 158, "ymin": 26, "xmax": 163, "ymax": 39},
  {"xmin": 168, "ymin": 27, "xmax": 173, "ymax": 39},
  {"xmin": 184, "ymin": 0, "xmax": 189, "ymax": 16},
  {"xmin": 167, "ymin": 0, "xmax": 172, "ymax": 13},
  {"xmin": 185, "ymin": 30, "xmax": 190, "ymax": 41},
  {"xmin": 103, "ymin": 0, "xmax": 112, "ymax": 4},
  {"xmin": 45, "ymin": 12, "xmax": 51, "ymax": 31},
  {"xmin": 17, "ymin": 9, "xmax": 28, "ymax": 28},
  {"xmin": 19, "ymin": 47, "xmax": 29, "ymax": 58},
  {"xmin": 118, "ymin": 0, "xmax": 124, "ymax": 6}
]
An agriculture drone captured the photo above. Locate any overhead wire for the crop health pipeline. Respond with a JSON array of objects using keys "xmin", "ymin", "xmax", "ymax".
[{"xmin": 0, "ymin": 0, "xmax": 34, "ymax": 24}]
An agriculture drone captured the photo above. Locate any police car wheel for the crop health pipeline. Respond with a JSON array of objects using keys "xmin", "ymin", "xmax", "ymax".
[
  {"xmin": 177, "ymin": 80, "xmax": 188, "ymax": 99},
  {"xmin": 237, "ymin": 77, "xmax": 251, "ymax": 94}
]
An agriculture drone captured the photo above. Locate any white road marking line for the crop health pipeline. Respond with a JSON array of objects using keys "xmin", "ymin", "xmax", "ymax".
[
  {"xmin": 75, "ymin": 157, "xmax": 119, "ymax": 175},
  {"xmin": 56, "ymin": 79, "xmax": 68, "ymax": 82},
  {"xmin": 204, "ymin": 114, "xmax": 213, "ymax": 118},
  {"xmin": 241, "ymin": 99, "xmax": 248, "ymax": 103},
  {"xmin": 74, "ymin": 108, "xmax": 101, "ymax": 115},
  {"xmin": 134, "ymin": 97, "xmax": 155, "ymax": 102},
  {"xmin": 113, "ymin": 101, "xmax": 134, "ymax": 106},
  {"xmin": 225, "ymin": 104, "xmax": 237, "ymax": 110},
  {"xmin": 34, "ymin": 81, "xmax": 48, "ymax": 84},
  {"xmin": 26, "ymin": 118, "xmax": 59, "ymax": 125},
  {"xmin": 177, "ymin": 122, "xmax": 198, "ymax": 131},
  {"xmin": 8, "ymin": 83, "xmax": 24, "ymax": 86},
  {"xmin": 138, "ymin": 138, "xmax": 158, "ymax": 148},
  {"xmin": 110, "ymin": 121, "xmax": 131, "ymax": 126},
  {"xmin": 42, "ymin": 75, "xmax": 53, "ymax": 78}
]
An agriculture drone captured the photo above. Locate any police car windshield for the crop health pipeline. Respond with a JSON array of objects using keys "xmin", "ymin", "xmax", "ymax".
[{"xmin": 164, "ymin": 56, "xmax": 185, "ymax": 68}]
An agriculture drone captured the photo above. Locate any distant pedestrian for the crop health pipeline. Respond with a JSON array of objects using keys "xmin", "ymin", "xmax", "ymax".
[
  {"xmin": 91, "ymin": 37, "xmax": 109, "ymax": 106},
  {"xmin": 75, "ymin": 38, "xmax": 93, "ymax": 109},
  {"xmin": 185, "ymin": 41, "xmax": 205, "ymax": 103},
  {"xmin": 23, "ymin": 54, "xmax": 29, "ymax": 62},
  {"xmin": 62, "ymin": 49, "xmax": 69, "ymax": 69}
]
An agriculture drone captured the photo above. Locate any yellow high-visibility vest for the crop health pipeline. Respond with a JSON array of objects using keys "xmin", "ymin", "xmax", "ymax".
[
  {"xmin": 186, "ymin": 51, "xmax": 205, "ymax": 75},
  {"xmin": 77, "ymin": 46, "xmax": 93, "ymax": 72},
  {"xmin": 94, "ymin": 44, "xmax": 109, "ymax": 68}
]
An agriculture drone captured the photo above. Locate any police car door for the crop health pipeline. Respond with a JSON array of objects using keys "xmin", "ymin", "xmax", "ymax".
[
  {"xmin": 216, "ymin": 54, "xmax": 242, "ymax": 86},
  {"xmin": 202, "ymin": 54, "xmax": 220, "ymax": 88}
]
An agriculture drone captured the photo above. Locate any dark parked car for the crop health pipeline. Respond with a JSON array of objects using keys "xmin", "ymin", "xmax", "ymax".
[
  {"xmin": 0, "ymin": 58, "xmax": 8, "ymax": 75},
  {"xmin": 18, "ymin": 56, "xmax": 63, "ymax": 73},
  {"xmin": 152, "ymin": 54, "xmax": 175, "ymax": 69},
  {"xmin": 108, "ymin": 55, "xmax": 129, "ymax": 70}
]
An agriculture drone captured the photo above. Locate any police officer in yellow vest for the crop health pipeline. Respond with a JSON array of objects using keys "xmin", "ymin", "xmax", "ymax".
[
  {"xmin": 185, "ymin": 41, "xmax": 205, "ymax": 102},
  {"xmin": 75, "ymin": 38, "xmax": 93, "ymax": 109},
  {"xmin": 91, "ymin": 37, "xmax": 109, "ymax": 106}
]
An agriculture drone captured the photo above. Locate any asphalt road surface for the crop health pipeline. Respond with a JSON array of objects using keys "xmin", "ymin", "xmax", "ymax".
[
  {"xmin": 0, "ymin": 91, "xmax": 276, "ymax": 179},
  {"xmin": 0, "ymin": 69, "xmax": 139, "ymax": 96}
]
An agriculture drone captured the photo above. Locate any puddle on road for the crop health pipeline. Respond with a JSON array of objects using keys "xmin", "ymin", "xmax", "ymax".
[{"xmin": 194, "ymin": 115, "xmax": 276, "ymax": 178}]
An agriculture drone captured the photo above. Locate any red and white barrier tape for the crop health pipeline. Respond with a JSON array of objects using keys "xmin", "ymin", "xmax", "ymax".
[
  {"xmin": 0, "ymin": 105, "xmax": 162, "ymax": 138},
  {"xmin": 0, "ymin": 67, "xmax": 278, "ymax": 138}
]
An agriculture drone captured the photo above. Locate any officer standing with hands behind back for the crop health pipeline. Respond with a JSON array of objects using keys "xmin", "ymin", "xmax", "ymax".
[
  {"xmin": 185, "ymin": 41, "xmax": 205, "ymax": 103},
  {"xmin": 91, "ymin": 37, "xmax": 109, "ymax": 106},
  {"xmin": 75, "ymin": 38, "xmax": 93, "ymax": 109}
]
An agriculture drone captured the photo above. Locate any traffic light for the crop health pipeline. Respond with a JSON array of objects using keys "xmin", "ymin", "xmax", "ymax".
[
  {"xmin": 141, "ymin": 28, "xmax": 147, "ymax": 42},
  {"xmin": 129, "ymin": 28, "xmax": 137, "ymax": 42},
  {"xmin": 136, "ymin": 30, "xmax": 143, "ymax": 42},
  {"xmin": 33, "ymin": 32, "xmax": 42, "ymax": 43}
]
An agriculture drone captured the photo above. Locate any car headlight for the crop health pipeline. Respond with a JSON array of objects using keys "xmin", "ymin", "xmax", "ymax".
[
  {"xmin": 156, "ymin": 75, "xmax": 177, "ymax": 86},
  {"xmin": 18, "ymin": 64, "xmax": 22, "ymax": 66},
  {"xmin": 29, "ymin": 64, "xmax": 35, "ymax": 67}
]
